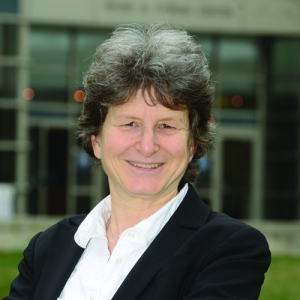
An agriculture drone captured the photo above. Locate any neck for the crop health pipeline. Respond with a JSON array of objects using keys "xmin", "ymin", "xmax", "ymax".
[{"xmin": 108, "ymin": 186, "xmax": 178, "ymax": 236}]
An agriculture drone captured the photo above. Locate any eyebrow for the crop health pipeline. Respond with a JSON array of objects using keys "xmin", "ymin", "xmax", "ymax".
[{"xmin": 116, "ymin": 115, "xmax": 184, "ymax": 123}]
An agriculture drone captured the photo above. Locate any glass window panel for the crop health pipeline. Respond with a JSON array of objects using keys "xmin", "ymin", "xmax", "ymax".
[
  {"xmin": 30, "ymin": 27, "xmax": 69, "ymax": 65},
  {"xmin": 268, "ymin": 94, "xmax": 297, "ymax": 113},
  {"xmin": 265, "ymin": 159, "xmax": 297, "ymax": 191},
  {"xmin": 0, "ymin": 67, "xmax": 17, "ymax": 98},
  {"xmin": 76, "ymin": 196, "xmax": 91, "ymax": 214},
  {"xmin": 271, "ymin": 39, "xmax": 300, "ymax": 75},
  {"xmin": 266, "ymin": 133, "xmax": 297, "ymax": 154},
  {"xmin": 0, "ymin": 0, "xmax": 18, "ymax": 13},
  {"xmin": 69, "ymin": 71, "xmax": 84, "ymax": 94},
  {"xmin": 0, "ymin": 25, "xmax": 3, "ymax": 54},
  {"xmin": 271, "ymin": 80, "xmax": 298, "ymax": 96},
  {"xmin": 264, "ymin": 198, "xmax": 297, "ymax": 220},
  {"xmin": 76, "ymin": 30, "xmax": 108, "ymax": 68},
  {"xmin": 76, "ymin": 149, "xmax": 92, "ymax": 185},
  {"xmin": 0, "ymin": 24, "xmax": 17, "ymax": 56},
  {"xmin": 0, "ymin": 151, "xmax": 15, "ymax": 182},
  {"xmin": 266, "ymin": 120, "xmax": 298, "ymax": 154},
  {"xmin": 194, "ymin": 36, "xmax": 214, "ymax": 70},
  {"xmin": 221, "ymin": 76, "xmax": 256, "ymax": 95},
  {"xmin": 219, "ymin": 38, "xmax": 258, "ymax": 73},
  {"xmin": 30, "ymin": 72, "xmax": 68, "ymax": 102},
  {"xmin": 194, "ymin": 36, "xmax": 213, "ymax": 56},
  {"xmin": 0, "ymin": 109, "xmax": 16, "ymax": 140},
  {"xmin": 219, "ymin": 75, "xmax": 256, "ymax": 109}
]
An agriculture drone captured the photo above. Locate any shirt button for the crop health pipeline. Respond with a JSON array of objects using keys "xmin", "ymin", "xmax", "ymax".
[
  {"xmin": 116, "ymin": 257, "xmax": 122, "ymax": 264},
  {"xmin": 128, "ymin": 232, "xmax": 135, "ymax": 238}
]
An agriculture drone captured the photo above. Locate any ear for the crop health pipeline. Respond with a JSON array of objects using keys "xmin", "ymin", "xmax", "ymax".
[
  {"xmin": 188, "ymin": 140, "xmax": 195, "ymax": 163},
  {"xmin": 91, "ymin": 135, "xmax": 101, "ymax": 159}
]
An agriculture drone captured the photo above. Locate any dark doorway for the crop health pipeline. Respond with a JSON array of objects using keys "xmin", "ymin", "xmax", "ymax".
[
  {"xmin": 27, "ymin": 127, "xmax": 68, "ymax": 215},
  {"xmin": 222, "ymin": 140, "xmax": 252, "ymax": 219},
  {"xmin": 47, "ymin": 129, "xmax": 67, "ymax": 215}
]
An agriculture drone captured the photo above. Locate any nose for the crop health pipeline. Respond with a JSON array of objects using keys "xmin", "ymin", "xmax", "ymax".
[{"xmin": 135, "ymin": 127, "xmax": 159, "ymax": 157}]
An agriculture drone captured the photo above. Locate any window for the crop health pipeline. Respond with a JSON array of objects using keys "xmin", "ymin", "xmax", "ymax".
[
  {"xmin": 0, "ymin": 0, "xmax": 18, "ymax": 14},
  {"xmin": 0, "ymin": 109, "xmax": 16, "ymax": 140},
  {"xmin": 217, "ymin": 38, "xmax": 259, "ymax": 110},
  {"xmin": 0, "ymin": 24, "xmax": 18, "ymax": 55},
  {"xmin": 0, "ymin": 151, "xmax": 15, "ymax": 182},
  {"xmin": 76, "ymin": 29, "xmax": 108, "ymax": 68},
  {"xmin": 264, "ymin": 38, "xmax": 300, "ymax": 220},
  {"xmin": 30, "ymin": 72, "xmax": 68, "ymax": 102},
  {"xmin": 30, "ymin": 27, "xmax": 69, "ymax": 66},
  {"xmin": 0, "ymin": 67, "xmax": 17, "ymax": 98}
]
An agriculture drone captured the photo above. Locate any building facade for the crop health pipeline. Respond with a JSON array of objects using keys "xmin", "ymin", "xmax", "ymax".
[{"xmin": 1, "ymin": 0, "xmax": 300, "ymax": 222}]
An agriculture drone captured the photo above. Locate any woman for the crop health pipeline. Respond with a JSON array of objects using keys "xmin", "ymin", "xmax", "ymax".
[{"xmin": 5, "ymin": 23, "xmax": 270, "ymax": 300}]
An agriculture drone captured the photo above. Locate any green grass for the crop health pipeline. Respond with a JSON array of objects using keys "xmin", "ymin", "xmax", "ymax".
[
  {"xmin": 0, "ymin": 253, "xmax": 300, "ymax": 299},
  {"xmin": 0, "ymin": 252, "xmax": 23, "ymax": 299},
  {"xmin": 259, "ymin": 256, "xmax": 300, "ymax": 300}
]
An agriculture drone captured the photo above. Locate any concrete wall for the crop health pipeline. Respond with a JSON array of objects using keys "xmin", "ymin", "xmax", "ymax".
[
  {"xmin": 247, "ymin": 221, "xmax": 300, "ymax": 256},
  {"xmin": 0, "ymin": 217, "xmax": 61, "ymax": 252},
  {"xmin": 22, "ymin": 0, "xmax": 300, "ymax": 35},
  {"xmin": 1, "ymin": 217, "xmax": 300, "ymax": 255}
]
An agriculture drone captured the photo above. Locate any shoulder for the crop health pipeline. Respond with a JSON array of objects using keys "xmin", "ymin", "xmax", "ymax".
[
  {"xmin": 207, "ymin": 210, "xmax": 266, "ymax": 241},
  {"xmin": 186, "ymin": 184, "xmax": 268, "ymax": 244},
  {"xmin": 195, "ymin": 210, "xmax": 270, "ymax": 263},
  {"xmin": 181, "ymin": 185, "xmax": 267, "ymax": 245},
  {"xmin": 206, "ymin": 210, "xmax": 258, "ymax": 235}
]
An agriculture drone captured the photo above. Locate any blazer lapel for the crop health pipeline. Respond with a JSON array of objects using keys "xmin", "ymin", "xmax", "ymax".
[
  {"xmin": 35, "ymin": 216, "xmax": 85, "ymax": 300},
  {"xmin": 112, "ymin": 184, "xmax": 212, "ymax": 300}
]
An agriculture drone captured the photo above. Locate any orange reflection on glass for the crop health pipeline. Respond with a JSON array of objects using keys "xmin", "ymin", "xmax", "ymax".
[
  {"xmin": 215, "ymin": 95, "xmax": 230, "ymax": 108},
  {"xmin": 74, "ymin": 90, "xmax": 85, "ymax": 102},
  {"xmin": 22, "ymin": 88, "xmax": 35, "ymax": 100},
  {"xmin": 231, "ymin": 95, "xmax": 243, "ymax": 107}
]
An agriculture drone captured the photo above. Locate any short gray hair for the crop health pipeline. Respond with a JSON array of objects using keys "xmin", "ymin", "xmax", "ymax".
[{"xmin": 77, "ymin": 22, "xmax": 215, "ymax": 187}]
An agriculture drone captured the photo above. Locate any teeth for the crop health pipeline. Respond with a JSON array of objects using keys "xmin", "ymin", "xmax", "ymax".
[{"xmin": 129, "ymin": 161, "xmax": 161, "ymax": 169}]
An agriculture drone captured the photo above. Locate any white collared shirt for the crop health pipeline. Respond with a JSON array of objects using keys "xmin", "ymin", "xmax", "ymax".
[{"xmin": 58, "ymin": 184, "xmax": 188, "ymax": 300}]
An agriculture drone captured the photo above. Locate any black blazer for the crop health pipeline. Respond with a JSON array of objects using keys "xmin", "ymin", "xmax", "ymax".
[{"xmin": 4, "ymin": 185, "xmax": 271, "ymax": 300}]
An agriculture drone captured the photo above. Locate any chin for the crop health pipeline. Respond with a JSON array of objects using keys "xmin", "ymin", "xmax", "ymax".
[{"xmin": 126, "ymin": 180, "xmax": 165, "ymax": 197}]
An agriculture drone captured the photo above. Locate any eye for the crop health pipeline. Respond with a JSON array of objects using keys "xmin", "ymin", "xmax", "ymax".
[
  {"xmin": 158, "ymin": 123, "xmax": 178, "ymax": 135},
  {"xmin": 125, "ymin": 122, "xmax": 136, "ymax": 127},
  {"xmin": 161, "ymin": 124, "xmax": 174, "ymax": 129}
]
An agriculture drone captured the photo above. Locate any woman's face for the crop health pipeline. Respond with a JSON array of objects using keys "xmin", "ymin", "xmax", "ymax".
[{"xmin": 91, "ymin": 91, "xmax": 194, "ymax": 201}]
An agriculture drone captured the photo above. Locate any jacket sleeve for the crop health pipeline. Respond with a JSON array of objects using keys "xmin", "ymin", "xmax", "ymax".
[
  {"xmin": 2, "ymin": 232, "xmax": 43, "ymax": 300},
  {"xmin": 183, "ymin": 227, "xmax": 271, "ymax": 300}
]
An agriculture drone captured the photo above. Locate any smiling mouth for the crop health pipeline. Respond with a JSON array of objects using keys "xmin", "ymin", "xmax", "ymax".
[{"xmin": 128, "ymin": 161, "xmax": 163, "ymax": 169}]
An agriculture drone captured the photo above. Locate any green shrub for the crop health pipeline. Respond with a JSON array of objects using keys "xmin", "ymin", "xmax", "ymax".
[{"xmin": 1, "ymin": 253, "xmax": 300, "ymax": 299}]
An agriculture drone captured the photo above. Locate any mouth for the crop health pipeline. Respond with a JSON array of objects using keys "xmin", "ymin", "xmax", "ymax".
[{"xmin": 128, "ymin": 161, "xmax": 163, "ymax": 169}]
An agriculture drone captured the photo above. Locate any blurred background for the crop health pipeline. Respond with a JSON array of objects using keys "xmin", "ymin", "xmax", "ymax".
[{"xmin": 0, "ymin": 0, "xmax": 300, "ymax": 291}]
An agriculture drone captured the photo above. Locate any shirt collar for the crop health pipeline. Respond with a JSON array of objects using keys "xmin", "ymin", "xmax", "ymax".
[
  {"xmin": 74, "ymin": 184, "xmax": 189, "ymax": 248},
  {"xmin": 74, "ymin": 195, "xmax": 111, "ymax": 248},
  {"xmin": 134, "ymin": 184, "xmax": 188, "ymax": 244}
]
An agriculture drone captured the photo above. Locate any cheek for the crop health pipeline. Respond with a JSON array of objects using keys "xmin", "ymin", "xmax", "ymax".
[
  {"xmin": 129, "ymin": 137, "xmax": 135, "ymax": 143},
  {"xmin": 104, "ymin": 131, "xmax": 134, "ymax": 154},
  {"xmin": 163, "ymin": 136, "xmax": 190, "ymax": 159}
]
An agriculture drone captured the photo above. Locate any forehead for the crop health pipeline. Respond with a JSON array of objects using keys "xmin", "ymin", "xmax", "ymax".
[{"xmin": 107, "ymin": 95, "xmax": 188, "ymax": 122}]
